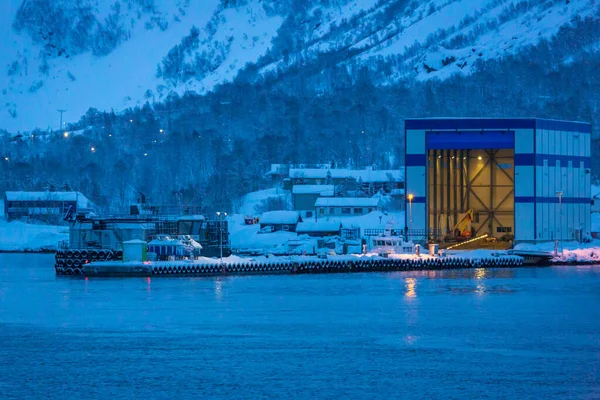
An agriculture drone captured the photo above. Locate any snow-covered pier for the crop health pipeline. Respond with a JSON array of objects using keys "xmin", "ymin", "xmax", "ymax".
[{"xmin": 59, "ymin": 252, "xmax": 526, "ymax": 278}]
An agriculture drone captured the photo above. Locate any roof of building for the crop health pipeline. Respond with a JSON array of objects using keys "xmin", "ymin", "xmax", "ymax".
[
  {"xmin": 292, "ymin": 185, "xmax": 335, "ymax": 195},
  {"xmin": 289, "ymin": 168, "xmax": 403, "ymax": 182},
  {"xmin": 5, "ymin": 191, "xmax": 93, "ymax": 208},
  {"xmin": 390, "ymin": 188, "xmax": 405, "ymax": 196},
  {"xmin": 296, "ymin": 221, "xmax": 342, "ymax": 233},
  {"xmin": 314, "ymin": 197, "xmax": 382, "ymax": 207},
  {"xmin": 405, "ymin": 118, "xmax": 591, "ymax": 133},
  {"xmin": 259, "ymin": 211, "xmax": 301, "ymax": 225}
]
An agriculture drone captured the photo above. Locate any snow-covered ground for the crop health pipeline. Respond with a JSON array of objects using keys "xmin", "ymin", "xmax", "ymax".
[
  {"xmin": 228, "ymin": 213, "xmax": 297, "ymax": 252},
  {"xmin": 94, "ymin": 248, "xmax": 521, "ymax": 267},
  {"xmin": 236, "ymin": 187, "xmax": 289, "ymax": 216},
  {"xmin": 313, "ymin": 211, "xmax": 405, "ymax": 233},
  {"xmin": 228, "ymin": 210, "xmax": 405, "ymax": 255},
  {"xmin": 0, "ymin": 220, "xmax": 68, "ymax": 251},
  {"xmin": 513, "ymin": 238, "xmax": 600, "ymax": 264}
]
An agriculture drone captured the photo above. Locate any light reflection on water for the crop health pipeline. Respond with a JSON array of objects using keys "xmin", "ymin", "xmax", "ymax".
[
  {"xmin": 404, "ymin": 277, "xmax": 417, "ymax": 298},
  {"xmin": 0, "ymin": 254, "xmax": 599, "ymax": 399}
]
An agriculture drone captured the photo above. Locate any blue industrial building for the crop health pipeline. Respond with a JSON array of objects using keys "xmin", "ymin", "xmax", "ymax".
[{"xmin": 405, "ymin": 118, "xmax": 591, "ymax": 243}]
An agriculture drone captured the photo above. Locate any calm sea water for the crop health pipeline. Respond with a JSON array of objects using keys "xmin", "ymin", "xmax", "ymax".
[{"xmin": 0, "ymin": 254, "xmax": 599, "ymax": 399}]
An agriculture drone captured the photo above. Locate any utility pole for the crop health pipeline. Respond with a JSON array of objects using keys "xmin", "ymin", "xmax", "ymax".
[
  {"xmin": 556, "ymin": 191, "xmax": 563, "ymax": 254},
  {"xmin": 217, "ymin": 211, "xmax": 227, "ymax": 262},
  {"xmin": 57, "ymin": 109, "xmax": 66, "ymax": 131}
]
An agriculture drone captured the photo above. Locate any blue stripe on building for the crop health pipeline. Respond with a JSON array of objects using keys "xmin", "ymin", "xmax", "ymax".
[
  {"xmin": 515, "ymin": 197, "xmax": 591, "ymax": 204},
  {"xmin": 514, "ymin": 154, "xmax": 591, "ymax": 168},
  {"xmin": 405, "ymin": 154, "xmax": 426, "ymax": 166},
  {"xmin": 409, "ymin": 197, "xmax": 426, "ymax": 204},
  {"xmin": 426, "ymin": 131, "xmax": 514, "ymax": 150}
]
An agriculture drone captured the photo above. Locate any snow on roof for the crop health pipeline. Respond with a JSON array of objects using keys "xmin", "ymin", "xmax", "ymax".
[
  {"xmin": 296, "ymin": 221, "xmax": 341, "ymax": 233},
  {"xmin": 315, "ymin": 198, "xmax": 382, "ymax": 207},
  {"xmin": 5, "ymin": 191, "xmax": 93, "ymax": 208},
  {"xmin": 177, "ymin": 215, "xmax": 205, "ymax": 221},
  {"xmin": 259, "ymin": 211, "xmax": 301, "ymax": 225},
  {"xmin": 289, "ymin": 168, "xmax": 403, "ymax": 182},
  {"xmin": 292, "ymin": 185, "xmax": 335, "ymax": 195}
]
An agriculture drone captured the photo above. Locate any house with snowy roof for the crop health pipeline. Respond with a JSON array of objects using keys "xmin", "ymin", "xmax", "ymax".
[
  {"xmin": 292, "ymin": 184, "xmax": 335, "ymax": 219},
  {"xmin": 314, "ymin": 197, "xmax": 382, "ymax": 219},
  {"xmin": 259, "ymin": 211, "xmax": 302, "ymax": 232},
  {"xmin": 4, "ymin": 191, "xmax": 95, "ymax": 223},
  {"xmin": 288, "ymin": 167, "xmax": 404, "ymax": 195}
]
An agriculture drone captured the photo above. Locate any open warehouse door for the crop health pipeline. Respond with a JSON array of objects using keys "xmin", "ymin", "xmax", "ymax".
[{"xmin": 426, "ymin": 131, "xmax": 514, "ymax": 246}]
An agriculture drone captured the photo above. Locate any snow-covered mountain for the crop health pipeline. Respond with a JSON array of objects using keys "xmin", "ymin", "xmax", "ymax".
[{"xmin": 2, "ymin": 0, "xmax": 598, "ymax": 132}]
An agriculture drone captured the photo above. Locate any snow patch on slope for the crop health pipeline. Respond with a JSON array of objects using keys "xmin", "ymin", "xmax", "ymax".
[
  {"xmin": 1, "ymin": 0, "xmax": 220, "ymax": 132},
  {"xmin": 358, "ymin": 0, "xmax": 599, "ymax": 81},
  {"xmin": 171, "ymin": 2, "xmax": 284, "ymax": 94}
]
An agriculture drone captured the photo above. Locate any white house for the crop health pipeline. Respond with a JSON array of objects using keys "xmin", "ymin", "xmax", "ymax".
[
  {"xmin": 315, "ymin": 197, "xmax": 383, "ymax": 219},
  {"xmin": 292, "ymin": 184, "xmax": 335, "ymax": 219},
  {"xmin": 4, "ymin": 191, "xmax": 95, "ymax": 222}
]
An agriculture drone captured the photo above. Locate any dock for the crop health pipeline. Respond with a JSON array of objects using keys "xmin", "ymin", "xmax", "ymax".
[{"xmin": 54, "ymin": 252, "xmax": 526, "ymax": 277}]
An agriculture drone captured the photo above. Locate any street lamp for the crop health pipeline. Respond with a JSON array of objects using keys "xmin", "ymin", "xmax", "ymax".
[
  {"xmin": 407, "ymin": 194, "xmax": 414, "ymax": 238},
  {"xmin": 216, "ymin": 211, "xmax": 227, "ymax": 262},
  {"xmin": 556, "ymin": 191, "xmax": 563, "ymax": 253}
]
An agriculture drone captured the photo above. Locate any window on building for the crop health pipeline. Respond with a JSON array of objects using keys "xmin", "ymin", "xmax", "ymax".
[
  {"xmin": 306, "ymin": 211, "xmax": 313, "ymax": 218},
  {"xmin": 342, "ymin": 208, "xmax": 351, "ymax": 214},
  {"xmin": 330, "ymin": 207, "xmax": 335, "ymax": 214},
  {"xmin": 354, "ymin": 208, "xmax": 363, "ymax": 214},
  {"xmin": 319, "ymin": 208, "xmax": 324, "ymax": 215},
  {"xmin": 496, "ymin": 227, "xmax": 512, "ymax": 233},
  {"xmin": 368, "ymin": 208, "xmax": 373, "ymax": 213}
]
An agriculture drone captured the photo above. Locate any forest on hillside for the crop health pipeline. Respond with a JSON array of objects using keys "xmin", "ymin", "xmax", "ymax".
[{"xmin": 0, "ymin": 13, "xmax": 599, "ymax": 215}]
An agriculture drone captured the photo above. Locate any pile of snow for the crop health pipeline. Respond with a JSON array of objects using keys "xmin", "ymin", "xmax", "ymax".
[
  {"xmin": 237, "ymin": 187, "xmax": 289, "ymax": 215},
  {"xmin": 553, "ymin": 248, "xmax": 600, "ymax": 264},
  {"xmin": 0, "ymin": 220, "xmax": 68, "ymax": 251},
  {"xmin": 513, "ymin": 240, "xmax": 600, "ymax": 253},
  {"xmin": 259, "ymin": 211, "xmax": 300, "ymax": 225},
  {"xmin": 513, "ymin": 240, "xmax": 600, "ymax": 263},
  {"xmin": 227, "ymin": 213, "xmax": 295, "ymax": 252},
  {"xmin": 317, "ymin": 211, "xmax": 405, "ymax": 232}
]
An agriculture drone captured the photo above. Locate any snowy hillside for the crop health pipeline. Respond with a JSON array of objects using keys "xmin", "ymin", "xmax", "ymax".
[
  {"xmin": 1, "ymin": 0, "xmax": 220, "ymax": 132},
  {"xmin": 2, "ymin": 0, "xmax": 598, "ymax": 132}
]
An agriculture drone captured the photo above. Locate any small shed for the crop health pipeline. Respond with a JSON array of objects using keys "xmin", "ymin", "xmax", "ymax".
[
  {"xmin": 123, "ymin": 239, "xmax": 147, "ymax": 262},
  {"xmin": 259, "ymin": 211, "xmax": 302, "ymax": 232},
  {"xmin": 296, "ymin": 221, "xmax": 342, "ymax": 237}
]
